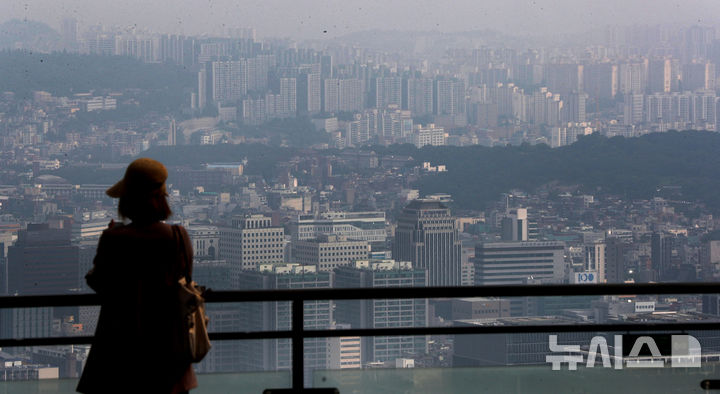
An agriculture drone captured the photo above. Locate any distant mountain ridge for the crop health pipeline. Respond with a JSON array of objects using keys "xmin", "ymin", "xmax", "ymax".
[{"xmin": 0, "ymin": 19, "xmax": 61, "ymax": 52}]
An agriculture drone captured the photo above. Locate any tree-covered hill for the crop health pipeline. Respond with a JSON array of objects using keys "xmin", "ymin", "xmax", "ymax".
[
  {"xmin": 0, "ymin": 50, "xmax": 194, "ymax": 104},
  {"xmin": 56, "ymin": 131, "xmax": 720, "ymax": 213},
  {"xmin": 406, "ymin": 131, "xmax": 720, "ymax": 211}
]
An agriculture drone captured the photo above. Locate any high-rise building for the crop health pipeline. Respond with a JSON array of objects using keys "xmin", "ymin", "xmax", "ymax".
[
  {"xmin": 375, "ymin": 77, "xmax": 402, "ymax": 108},
  {"xmin": 290, "ymin": 211, "xmax": 386, "ymax": 244},
  {"xmin": 393, "ymin": 199, "xmax": 462, "ymax": 286},
  {"xmin": 218, "ymin": 215, "xmax": 285, "ymax": 284},
  {"xmin": 197, "ymin": 68, "xmax": 207, "ymax": 110},
  {"xmin": 278, "ymin": 77, "xmax": 297, "ymax": 117},
  {"xmin": 327, "ymin": 324, "xmax": 361, "ymax": 369},
  {"xmin": 584, "ymin": 241, "xmax": 606, "ymax": 283},
  {"xmin": 623, "ymin": 93, "xmax": 644, "ymax": 125},
  {"xmin": 561, "ymin": 92, "xmax": 587, "ymax": 123},
  {"xmin": 605, "ymin": 236, "xmax": 628, "ymax": 284},
  {"xmin": 474, "ymin": 241, "xmax": 566, "ymax": 286},
  {"xmin": 683, "ymin": 62, "xmax": 716, "ymax": 91},
  {"xmin": 434, "ymin": 79, "xmax": 466, "ymax": 115},
  {"xmin": 648, "ymin": 59, "xmax": 679, "ymax": 93},
  {"xmin": 236, "ymin": 264, "xmax": 332, "ymax": 382},
  {"xmin": 192, "ymin": 260, "xmax": 241, "ymax": 373},
  {"xmin": 651, "ymin": 232, "xmax": 674, "ymax": 280},
  {"xmin": 323, "ymin": 78, "xmax": 340, "ymax": 113},
  {"xmin": 404, "ymin": 78, "xmax": 434, "ymax": 116},
  {"xmin": 167, "ymin": 119, "xmax": 177, "ymax": 146},
  {"xmin": 544, "ymin": 64, "xmax": 583, "ymax": 95},
  {"xmin": 501, "ymin": 208, "xmax": 528, "ymax": 242},
  {"xmin": 335, "ymin": 260, "xmax": 428, "ymax": 364},
  {"xmin": 7, "ymin": 224, "xmax": 79, "ymax": 295},
  {"xmin": 338, "ymin": 79, "xmax": 364, "ymax": 112},
  {"xmin": 186, "ymin": 225, "xmax": 220, "ymax": 260},
  {"xmin": 619, "ymin": 63, "xmax": 647, "ymax": 95},
  {"xmin": 583, "ymin": 63, "xmax": 618, "ymax": 100},
  {"xmin": 292, "ymin": 234, "xmax": 370, "ymax": 272},
  {"xmin": 61, "ymin": 17, "xmax": 78, "ymax": 51},
  {"xmin": 297, "ymin": 64, "xmax": 321, "ymax": 115},
  {"xmin": 211, "ymin": 60, "xmax": 248, "ymax": 103},
  {"xmin": 321, "ymin": 55, "xmax": 333, "ymax": 79}
]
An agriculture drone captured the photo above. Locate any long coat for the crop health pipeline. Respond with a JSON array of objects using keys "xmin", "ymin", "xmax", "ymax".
[{"xmin": 77, "ymin": 221, "xmax": 198, "ymax": 394}]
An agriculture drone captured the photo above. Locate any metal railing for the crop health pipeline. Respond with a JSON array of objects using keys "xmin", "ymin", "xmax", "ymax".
[{"xmin": 0, "ymin": 282, "xmax": 719, "ymax": 391}]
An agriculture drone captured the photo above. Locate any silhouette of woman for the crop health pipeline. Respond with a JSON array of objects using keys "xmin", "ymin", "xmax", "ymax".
[{"xmin": 77, "ymin": 158, "xmax": 198, "ymax": 394}]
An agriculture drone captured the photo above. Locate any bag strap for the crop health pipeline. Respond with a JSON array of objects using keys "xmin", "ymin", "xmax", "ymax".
[{"xmin": 172, "ymin": 224, "xmax": 192, "ymax": 281}]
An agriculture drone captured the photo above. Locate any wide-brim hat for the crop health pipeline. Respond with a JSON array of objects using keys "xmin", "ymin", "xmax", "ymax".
[{"xmin": 106, "ymin": 158, "xmax": 168, "ymax": 198}]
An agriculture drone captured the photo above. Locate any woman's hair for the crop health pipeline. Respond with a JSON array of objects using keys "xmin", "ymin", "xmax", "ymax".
[{"xmin": 117, "ymin": 186, "xmax": 172, "ymax": 223}]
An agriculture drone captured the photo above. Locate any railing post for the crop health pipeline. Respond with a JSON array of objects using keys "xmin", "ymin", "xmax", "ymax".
[{"xmin": 292, "ymin": 298, "xmax": 304, "ymax": 390}]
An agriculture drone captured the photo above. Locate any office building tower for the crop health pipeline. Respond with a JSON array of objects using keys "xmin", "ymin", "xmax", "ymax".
[
  {"xmin": 335, "ymin": 260, "xmax": 428, "ymax": 364},
  {"xmin": 191, "ymin": 260, "xmax": 241, "ymax": 373},
  {"xmin": 501, "ymin": 208, "xmax": 528, "ymax": 242},
  {"xmin": 328, "ymin": 324, "xmax": 361, "ymax": 369},
  {"xmin": 292, "ymin": 234, "xmax": 370, "ymax": 272},
  {"xmin": 584, "ymin": 241, "xmax": 606, "ymax": 283},
  {"xmin": 604, "ymin": 237, "xmax": 628, "ymax": 284},
  {"xmin": 7, "ymin": 224, "xmax": 79, "ymax": 295},
  {"xmin": 290, "ymin": 211, "xmax": 386, "ymax": 244},
  {"xmin": 236, "ymin": 264, "xmax": 332, "ymax": 383},
  {"xmin": 218, "ymin": 215, "xmax": 285, "ymax": 284},
  {"xmin": 702, "ymin": 294, "xmax": 720, "ymax": 316},
  {"xmin": 0, "ymin": 307, "xmax": 53, "ymax": 341},
  {"xmin": 474, "ymin": 241, "xmax": 566, "ymax": 286},
  {"xmin": 651, "ymin": 232, "xmax": 674, "ymax": 280},
  {"xmin": 187, "ymin": 225, "xmax": 220, "ymax": 260},
  {"xmin": 394, "ymin": 199, "xmax": 462, "ymax": 286}
]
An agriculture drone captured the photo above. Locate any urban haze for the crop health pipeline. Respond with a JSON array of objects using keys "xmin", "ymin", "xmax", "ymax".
[{"xmin": 0, "ymin": 0, "xmax": 719, "ymax": 392}]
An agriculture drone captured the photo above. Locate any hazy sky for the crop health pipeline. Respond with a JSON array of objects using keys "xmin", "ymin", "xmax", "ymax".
[{"xmin": 2, "ymin": 0, "xmax": 719, "ymax": 39}]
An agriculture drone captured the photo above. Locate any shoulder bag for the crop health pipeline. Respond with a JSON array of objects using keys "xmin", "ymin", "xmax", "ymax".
[{"xmin": 173, "ymin": 224, "xmax": 212, "ymax": 363}]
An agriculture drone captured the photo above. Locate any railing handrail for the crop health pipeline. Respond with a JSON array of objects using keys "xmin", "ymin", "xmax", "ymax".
[
  {"xmin": 0, "ymin": 282, "xmax": 717, "ymax": 308},
  {"xmin": 1, "ymin": 282, "xmax": 719, "ymax": 391}
]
